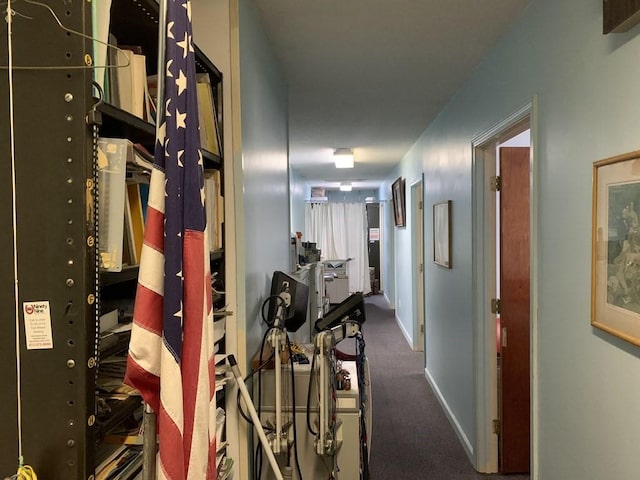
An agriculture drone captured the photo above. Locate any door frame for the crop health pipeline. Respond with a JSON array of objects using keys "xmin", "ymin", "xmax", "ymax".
[
  {"xmin": 471, "ymin": 99, "xmax": 538, "ymax": 476},
  {"xmin": 410, "ymin": 176, "xmax": 425, "ymax": 351}
]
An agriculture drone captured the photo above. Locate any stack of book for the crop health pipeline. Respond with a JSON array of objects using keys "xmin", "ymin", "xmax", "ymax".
[{"xmin": 95, "ymin": 444, "xmax": 143, "ymax": 480}]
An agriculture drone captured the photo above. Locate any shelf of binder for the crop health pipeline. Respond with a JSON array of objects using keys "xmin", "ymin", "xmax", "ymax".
[
  {"xmin": 97, "ymin": 138, "xmax": 146, "ymax": 272},
  {"xmin": 97, "ymin": 136, "xmax": 223, "ymax": 273},
  {"xmin": 97, "ymin": 103, "xmax": 223, "ymax": 170}
]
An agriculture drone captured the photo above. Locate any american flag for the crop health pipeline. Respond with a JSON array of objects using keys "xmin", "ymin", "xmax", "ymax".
[{"xmin": 124, "ymin": 0, "xmax": 216, "ymax": 478}]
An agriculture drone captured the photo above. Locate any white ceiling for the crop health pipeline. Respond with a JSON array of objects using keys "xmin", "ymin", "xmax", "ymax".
[{"xmin": 253, "ymin": 0, "xmax": 530, "ymax": 191}]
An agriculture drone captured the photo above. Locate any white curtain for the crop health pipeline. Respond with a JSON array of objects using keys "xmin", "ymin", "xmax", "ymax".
[{"xmin": 305, "ymin": 202, "xmax": 371, "ymax": 295}]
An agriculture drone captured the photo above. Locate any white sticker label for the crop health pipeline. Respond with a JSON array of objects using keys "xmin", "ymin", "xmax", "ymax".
[{"xmin": 23, "ymin": 301, "xmax": 54, "ymax": 350}]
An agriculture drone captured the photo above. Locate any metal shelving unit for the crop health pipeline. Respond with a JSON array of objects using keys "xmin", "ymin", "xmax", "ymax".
[{"xmin": 0, "ymin": 0, "xmax": 227, "ymax": 477}]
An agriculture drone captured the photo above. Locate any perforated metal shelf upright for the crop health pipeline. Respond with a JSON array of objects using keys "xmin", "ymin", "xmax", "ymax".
[{"xmin": 0, "ymin": 0, "xmax": 98, "ymax": 478}]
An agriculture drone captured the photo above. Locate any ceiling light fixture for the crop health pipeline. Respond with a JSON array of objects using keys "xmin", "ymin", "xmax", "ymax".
[
  {"xmin": 334, "ymin": 148, "xmax": 354, "ymax": 169},
  {"xmin": 340, "ymin": 182, "xmax": 352, "ymax": 192}
]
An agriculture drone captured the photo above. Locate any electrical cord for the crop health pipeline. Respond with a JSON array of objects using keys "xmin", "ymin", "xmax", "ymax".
[
  {"xmin": 251, "ymin": 293, "xmax": 297, "ymax": 480},
  {"xmin": 254, "ymin": 300, "xmax": 284, "ymax": 480},
  {"xmin": 236, "ymin": 349, "xmax": 276, "ymax": 428},
  {"xmin": 285, "ymin": 335, "xmax": 304, "ymax": 480},
  {"xmin": 261, "ymin": 294, "xmax": 286, "ymax": 327},
  {"xmin": 306, "ymin": 345, "xmax": 318, "ymax": 436},
  {"xmin": 6, "ymin": 464, "xmax": 37, "ymax": 480},
  {"xmin": 236, "ymin": 346, "xmax": 278, "ymax": 427}
]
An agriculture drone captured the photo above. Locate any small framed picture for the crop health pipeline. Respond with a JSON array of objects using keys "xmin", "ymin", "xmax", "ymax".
[
  {"xmin": 392, "ymin": 177, "xmax": 406, "ymax": 227},
  {"xmin": 592, "ymin": 150, "xmax": 640, "ymax": 346},
  {"xmin": 433, "ymin": 200, "xmax": 451, "ymax": 268}
]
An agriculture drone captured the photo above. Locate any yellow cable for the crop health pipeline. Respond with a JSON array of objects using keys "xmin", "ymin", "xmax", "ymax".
[{"xmin": 15, "ymin": 464, "xmax": 37, "ymax": 480}]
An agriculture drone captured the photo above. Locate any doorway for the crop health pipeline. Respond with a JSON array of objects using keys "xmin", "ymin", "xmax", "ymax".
[
  {"xmin": 367, "ymin": 202, "xmax": 381, "ymax": 295},
  {"xmin": 497, "ymin": 143, "xmax": 530, "ymax": 473},
  {"xmin": 472, "ymin": 102, "xmax": 536, "ymax": 475},
  {"xmin": 411, "ymin": 178, "xmax": 425, "ymax": 351}
]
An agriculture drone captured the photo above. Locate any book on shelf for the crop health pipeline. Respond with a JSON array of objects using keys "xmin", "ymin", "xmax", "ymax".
[
  {"xmin": 104, "ymin": 418, "xmax": 145, "ymax": 446},
  {"xmin": 100, "ymin": 309, "xmax": 119, "ymax": 333},
  {"xmin": 215, "ymin": 407, "xmax": 226, "ymax": 447},
  {"xmin": 123, "ymin": 185, "xmax": 138, "ymax": 266},
  {"xmin": 113, "ymin": 46, "xmax": 151, "ymax": 121},
  {"xmin": 96, "ymin": 444, "xmax": 127, "ymax": 474},
  {"xmin": 203, "ymin": 169, "xmax": 224, "ymax": 253},
  {"xmin": 92, "ymin": 1, "xmax": 111, "ymax": 95},
  {"xmin": 130, "ymin": 143, "xmax": 154, "ymax": 171},
  {"xmin": 213, "ymin": 315, "xmax": 226, "ymax": 346},
  {"xmin": 196, "ymin": 73, "xmax": 221, "ymax": 156},
  {"xmin": 212, "ymin": 169, "xmax": 224, "ymax": 251},
  {"xmin": 105, "ymin": 34, "xmax": 120, "ymax": 105},
  {"xmin": 217, "ymin": 456, "xmax": 233, "ymax": 480},
  {"xmin": 203, "ymin": 171, "xmax": 218, "ymax": 252},
  {"xmin": 147, "ymin": 74, "xmax": 158, "ymax": 122},
  {"xmin": 112, "ymin": 453, "xmax": 143, "ymax": 480},
  {"xmin": 96, "ymin": 138, "xmax": 151, "ymax": 269},
  {"xmin": 126, "ymin": 183, "xmax": 145, "ymax": 263},
  {"xmin": 95, "ymin": 444, "xmax": 142, "ymax": 480}
]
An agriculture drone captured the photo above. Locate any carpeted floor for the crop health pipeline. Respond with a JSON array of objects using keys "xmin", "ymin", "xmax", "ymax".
[{"xmin": 359, "ymin": 294, "xmax": 529, "ymax": 480}]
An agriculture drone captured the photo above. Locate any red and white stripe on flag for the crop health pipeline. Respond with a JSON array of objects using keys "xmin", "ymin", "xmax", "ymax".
[{"xmin": 124, "ymin": 0, "xmax": 217, "ymax": 476}]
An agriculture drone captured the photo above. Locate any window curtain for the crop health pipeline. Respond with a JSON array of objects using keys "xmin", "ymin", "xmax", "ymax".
[{"xmin": 305, "ymin": 202, "xmax": 371, "ymax": 295}]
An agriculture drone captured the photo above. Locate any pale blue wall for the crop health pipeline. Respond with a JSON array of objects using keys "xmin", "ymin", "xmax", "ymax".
[
  {"xmin": 289, "ymin": 169, "xmax": 306, "ymax": 235},
  {"xmin": 238, "ymin": 0, "xmax": 290, "ymax": 362},
  {"xmin": 381, "ymin": 155, "xmax": 423, "ymax": 339},
  {"xmin": 388, "ymin": 0, "xmax": 640, "ymax": 477}
]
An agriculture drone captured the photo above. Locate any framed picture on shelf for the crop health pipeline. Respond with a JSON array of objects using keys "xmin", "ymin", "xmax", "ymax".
[
  {"xmin": 392, "ymin": 177, "xmax": 406, "ymax": 227},
  {"xmin": 592, "ymin": 150, "xmax": 640, "ymax": 347},
  {"xmin": 433, "ymin": 200, "xmax": 451, "ymax": 268}
]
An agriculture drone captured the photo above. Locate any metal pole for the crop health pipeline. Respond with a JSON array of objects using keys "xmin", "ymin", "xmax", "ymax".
[
  {"xmin": 142, "ymin": 403, "xmax": 157, "ymax": 480},
  {"xmin": 155, "ymin": 0, "xmax": 167, "ymax": 130},
  {"xmin": 141, "ymin": 0, "xmax": 167, "ymax": 478}
]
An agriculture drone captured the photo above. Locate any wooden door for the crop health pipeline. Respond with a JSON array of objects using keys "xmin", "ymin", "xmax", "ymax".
[{"xmin": 499, "ymin": 146, "xmax": 531, "ymax": 473}]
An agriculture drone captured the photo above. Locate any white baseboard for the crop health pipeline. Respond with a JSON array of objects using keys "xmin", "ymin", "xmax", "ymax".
[
  {"xmin": 395, "ymin": 312, "xmax": 413, "ymax": 348},
  {"xmin": 384, "ymin": 292, "xmax": 392, "ymax": 307},
  {"xmin": 425, "ymin": 367, "xmax": 474, "ymax": 463}
]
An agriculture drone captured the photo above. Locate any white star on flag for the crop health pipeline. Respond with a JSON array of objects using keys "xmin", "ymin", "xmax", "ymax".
[
  {"xmin": 177, "ymin": 32, "xmax": 189, "ymax": 58},
  {"xmin": 176, "ymin": 70, "xmax": 187, "ymax": 96},
  {"xmin": 176, "ymin": 110, "xmax": 187, "ymax": 129}
]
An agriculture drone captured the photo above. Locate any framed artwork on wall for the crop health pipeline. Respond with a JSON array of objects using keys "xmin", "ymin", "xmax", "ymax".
[
  {"xmin": 392, "ymin": 177, "xmax": 406, "ymax": 227},
  {"xmin": 592, "ymin": 150, "xmax": 640, "ymax": 347},
  {"xmin": 433, "ymin": 200, "xmax": 451, "ymax": 268}
]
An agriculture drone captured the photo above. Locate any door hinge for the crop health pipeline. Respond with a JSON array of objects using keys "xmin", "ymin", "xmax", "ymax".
[
  {"xmin": 491, "ymin": 298, "xmax": 501, "ymax": 314},
  {"xmin": 420, "ymin": 324, "xmax": 424, "ymax": 334},
  {"xmin": 418, "ymin": 200, "xmax": 423, "ymax": 210},
  {"xmin": 490, "ymin": 175, "xmax": 502, "ymax": 192},
  {"xmin": 493, "ymin": 419, "xmax": 500, "ymax": 435},
  {"xmin": 419, "ymin": 263, "xmax": 423, "ymax": 273}
]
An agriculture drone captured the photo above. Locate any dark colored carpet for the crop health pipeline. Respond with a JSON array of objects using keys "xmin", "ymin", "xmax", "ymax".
[{"xmin": 358, "ymin": 294, "xmax": 529, "ymax": 480}]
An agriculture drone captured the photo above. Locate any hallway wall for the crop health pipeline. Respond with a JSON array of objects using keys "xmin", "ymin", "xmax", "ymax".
[
  {"xmin": 194, "ymin": 2, "xmax": 291, "ymax": 477},
  {"xmin": 236, "ymin": 0, "xmax": 290, "ymax": 368},
  {"xmin": 290, "ymin": 168, "xmax": 306, "ymax": 235},
  {"xmin": 388, "ymin": 0, "xmax": 640, "ymax": 477}
]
